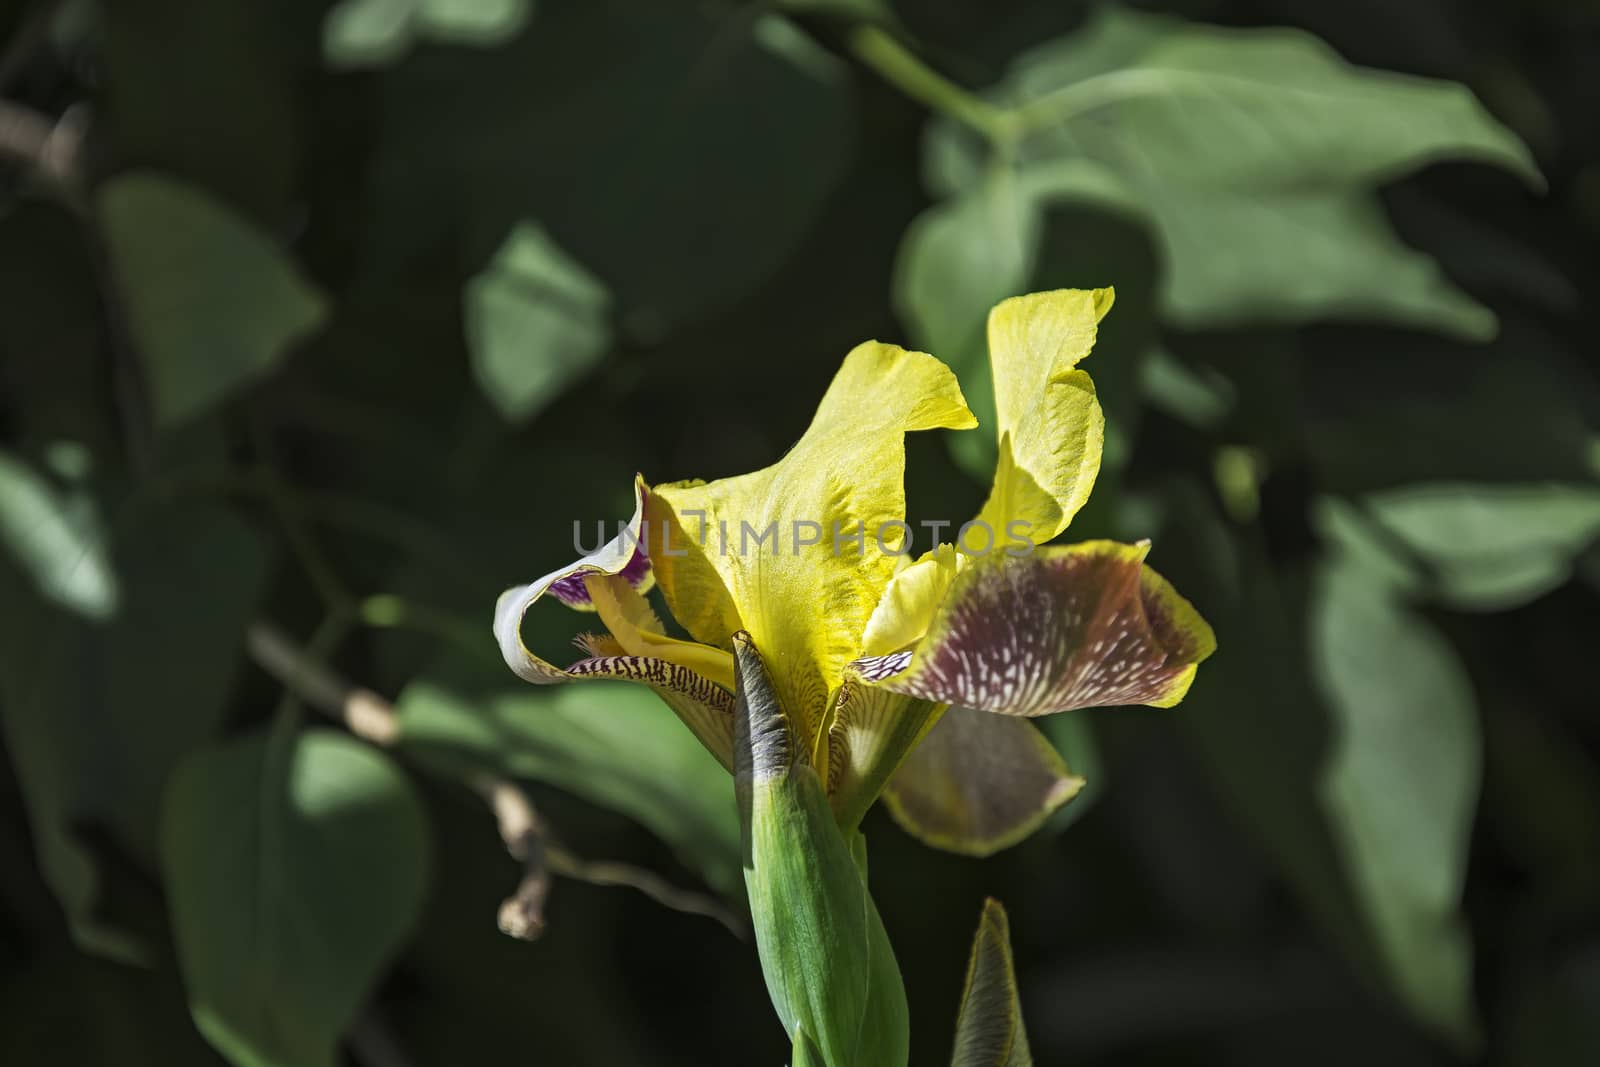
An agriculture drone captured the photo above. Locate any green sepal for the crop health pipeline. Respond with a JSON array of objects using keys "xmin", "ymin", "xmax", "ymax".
[
  {"xmin": 950, "ymin": 899, "xmax": 1033, "ymax": 1067},
  {"xmin": 849, "ymin": 831, "xmax": 911, "ymax": 1067},
  {"xmin": 735, "ymin": 633, "xmax": 909, "ymax": 1067}
]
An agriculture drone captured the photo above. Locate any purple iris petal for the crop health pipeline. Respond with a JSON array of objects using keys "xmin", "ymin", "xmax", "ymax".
[{"xmin": 548, "ymin": 542, "xmax": 653, "ymax": 608}]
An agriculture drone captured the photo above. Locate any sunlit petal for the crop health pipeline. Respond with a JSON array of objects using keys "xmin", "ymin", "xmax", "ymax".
[
  {"xmin": 852, "ymin": 541, "xmax": 1215, "ymax": 716},
  {"xmin": 859, "ymin": 543, "xmax": 959, "ymax": 657},
  {"xmin": 973, "ymin": 288, "xmax": 1112, "ymax": 547},
  {"xmin": 649, "ymin": 342, "xmax": 977, "ymax": 747}
]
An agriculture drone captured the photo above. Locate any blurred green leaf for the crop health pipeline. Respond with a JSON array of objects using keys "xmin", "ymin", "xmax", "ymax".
[
  {"xmin": 895, "ymin": 169, "xmax": 1035, "ymax": 443},
  {"xmin": 1306, "ymin": 341, "xmax": 1598, "ymax": 490},
  {"xmin": 1366, "ymin": 484, "xmax": 1600, "ymax": 610},
  {"xmin": 163, "ymin": 726, "xmax": 429, "ymax": 1067},
  {"xmin": 1311, "ymin": 545, "xmax": 1481, "ymax": 1047},
  {"xmin": 366, "ymin": 2, "xmax": 853, "ymax": 334},
  {"xmin": 902, "ymin": 6, "xmax": 1539, "ymax": 341},
  {"xmin": 898, "ymin": 170, "xmax": 1157, "ymax": 483},
  {"xmin": 1138, "ymin": 346, "xmax": 1235, "ymax": 430},
  {"xmin": 1161, "ymin": 484, "xmax": 1398, "ymax": 1031},
  {"xmin": 102, "ymin": 0, "xmax": 300, "ymax": 216},
  {"xmin": 950, "ymin": 898, "xmax": 1033, "ymax": 1067},
  {"xmin": 0, "ymin": 503, "xmax": 267, "ymax": 959},
  {"xmin": 464, "ymin": 221, "xmax": 612, "ymax": 422},
  {"xmin": 99, "ymin": 172, "xmax": 329, "ymax": 428},
  {"xmin": 1040, "ymin": 709, "xmax": 1103, "ymax": 834},
  {"xmin": 395, "ymin": 676, "xmax": 740, "ymax": 893},
  {"xmin": 0, "ymin": 448, "xmax": 117, "ymax": 620},
  {"xmin": 323, "ymin": 0, "xmax": 533, "ymax": 68}
]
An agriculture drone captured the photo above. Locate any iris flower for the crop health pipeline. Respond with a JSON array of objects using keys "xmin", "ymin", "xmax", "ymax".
[{"xmin": 494, "ymin": 289, "xmax": 1215, "ymax": 855}]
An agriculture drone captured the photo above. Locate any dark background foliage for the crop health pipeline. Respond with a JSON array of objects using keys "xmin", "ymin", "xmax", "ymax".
[{"xmin": 0, "ymin": 0, "xmax": 1596, "ymax": 1064}]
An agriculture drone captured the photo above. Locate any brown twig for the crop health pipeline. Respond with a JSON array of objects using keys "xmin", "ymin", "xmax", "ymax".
[
  {"xmin": 474, "ymin": 776, "xmax": 551, "ymax": 940},
  {"xmin": 243, "ymin": 622, "xmax": 743, "ymax": 940},
  {"xmin": 0, "ymin": 98, "xmax": 82, "ymax": 183}
]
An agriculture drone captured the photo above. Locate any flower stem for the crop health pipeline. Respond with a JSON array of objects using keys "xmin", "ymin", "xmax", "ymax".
[{"xmin": 847, "ymin": 25, "xmax": 1016, "ymax": 144}]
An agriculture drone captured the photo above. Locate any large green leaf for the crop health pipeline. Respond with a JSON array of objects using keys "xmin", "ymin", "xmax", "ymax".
[
  {"xmin": 395, "ymin": 674, "xmax": 741, "ymax": 893},
  {"xmin": 1159, "ymin": 484, "xmax": 1407, "ymax": 1033},
  {"xmin": 163, "ymin": 726, "xmax": 429, "ymax": 1067},
  {"xmin": 365, "ymin": 1, "xmax": 853, "ymax": 334},
  {"xmin": 463, "ymin": 221, "xmax": 613, "ymax": 422},
  {"xmin": 99, "ymin": 172, "xmax": 329, "ymax": 428},
  {"xmin": 899, "ymin": 6, "xmax": 1538, "ymax": 344},
  {"xmin": 0, "ymin": 502, "xmax": 267, "ymax": 959},
  {"xmin": 1365, "ymin": 484, "xmax": 1600, "ymax": 610},
  {"xmin": 323, "ymin": 0, "xmax": 532, "ymax": 68},
  {"xmin": 1311, "ymin": 524, "xmax": 1481, "ymax": 1047},
  {"xmin": 0, "ymin": 448, "xmax": 118, "ymax": 620}
]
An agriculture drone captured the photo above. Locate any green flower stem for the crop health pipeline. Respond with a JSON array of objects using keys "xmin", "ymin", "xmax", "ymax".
[
  {"xmin": 847, "ymin": 25, "xmax": 1018, "ymax": 145},
  {"xmin": 847, "ymin": 27, "xmax": 1207, "ymax": 151}
]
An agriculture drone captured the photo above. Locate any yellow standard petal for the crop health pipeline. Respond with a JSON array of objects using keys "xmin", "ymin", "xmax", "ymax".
[
  {"xmin": 649, "ymin": 342, "xmax": 976, "ymax": 750},
  {"xmin": 973, "ymin": 288, "xmax": 1112, "ymax": 548},
  {"xmin": 859, "ymin": 543, "xmax": 959, "ymax": 657}
]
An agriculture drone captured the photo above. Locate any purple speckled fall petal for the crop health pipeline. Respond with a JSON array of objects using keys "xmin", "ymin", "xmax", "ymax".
[{"xmin": 851, "ymin": 541, "xmax": 1215, "ymax": 716}]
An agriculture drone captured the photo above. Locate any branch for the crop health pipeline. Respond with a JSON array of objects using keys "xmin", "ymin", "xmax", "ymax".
[
  {"xmin": 243, "ymin": 622, "xmax": 743, "ymax": 940},
  {"xmin": 0, "ymin": 98, "xmax": 83, "ymax": 186}
]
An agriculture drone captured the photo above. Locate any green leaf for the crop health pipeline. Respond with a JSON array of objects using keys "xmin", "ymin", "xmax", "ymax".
[
  {"xmin": 323, "ymin": 0, "xmax": 533, "ymax": 69},
  {"xmin": 904, "ymin": 7, "xmax": 1539, "ymax": 340},
  {"xmin": 1311, "ymin": 549, "xmax": 1481, "ymax": 1047},
  {"xmin": 1365, "ymin": 484, "xmax": 1600, "ymax": 610},
  {"xmin": 895, "ymin": 169, "xmax": 1037, "ymax": 444},
  {"xmin": 365, "ymin": 3, "xmax": 853, "ymax": 334},
  {"xmin": 1138, "ymin": 346, "xmax": 1235, "ymax": 430},
  {"xmin": 395, "ymin": 674, "xmax": 740, "ymax": 893},
  {"xmin": 0, "ymin": 448, "xmax": 117, "ymax": 620},
  {"xmin": 0, "ymin": 502, "xmax": 267, "ymax": 959},
  {"xmin": 896, "ymin": 163, "xmax": 1131, "ymax": 476},
  {"xmin": 950, "ymin": 899, "xmax": 1033, "ymax": 1067},
  {"xmin": 163, "ymin": 726, "xmax": 429, "ymax": 1067},
  {"xmin": 99, "ymin": 172, "xmax": 329, "ymax": 428},
  {"xmin": 1010, "ymin": 10, "xmax": 1538, "ymax": 189},
  {"xmin": 1161, "ymin": 482, "xmax": 1420, "ymax": 1036},
  {"xmin": 464, "ymin": 221, "xmax": 612, "ymax": 422}
]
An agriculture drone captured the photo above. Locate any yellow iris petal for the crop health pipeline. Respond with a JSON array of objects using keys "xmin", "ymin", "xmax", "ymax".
[
  {"xmin": 583, "ymin": 573, "xmax": 736, "ymax": 692},
  {"xmin": 859, "ymin": 543, "xmax": 959, "ymax": 657},
  {"xmin": 973, "ymin": 288, "xmax": 1112, "ymax": 547},
  {"xmin": 649, "ymin": 341, "xmax": 976, "ymax": 748}
]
